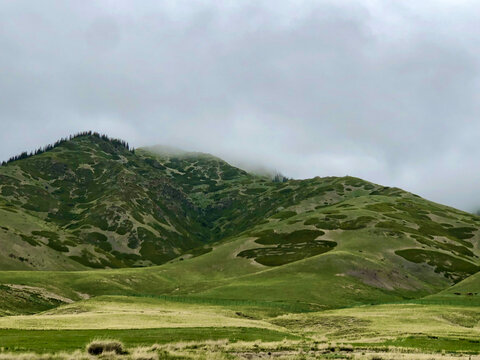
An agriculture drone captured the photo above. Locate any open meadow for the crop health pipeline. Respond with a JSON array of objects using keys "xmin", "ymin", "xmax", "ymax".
[{"xmin": 0, "ymin": 292, "xmax": 479, "ymax": 359}]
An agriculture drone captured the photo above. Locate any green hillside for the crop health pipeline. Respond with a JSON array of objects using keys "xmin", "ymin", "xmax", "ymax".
[
  {"xmin": 0, "ymin": 133, "xmax": 480, "ymax": 313},
  {"xmin": 0, "ymin": 133, "xmax": 263, "ymax": 269},
  {"xmin": 1, "ymin": 133, "xmax": 480, "ymax": 358},
  {"xmin": 2, "ymin": 133, "xmax": 381, "ymax": 270}
]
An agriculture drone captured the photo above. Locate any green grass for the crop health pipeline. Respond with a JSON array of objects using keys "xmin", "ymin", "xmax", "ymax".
[
  {"xmin": 0, "ymin": 295, "xmax": 289, "ymax": 331},
  {"xmin": 2, "ymin": 134, "xmax": 480, "ymax": 355},
  {"xmin": 1, "ymin": 295, "xmax": 480, "ymax": 355},
  {"xmin": 377, "ymin": 336, "xmax": 480, "ymax": 353},
  {"xmin": 0, "ymin": 327, "xmax": 297, "ymax": 353},
  {"xmin": 271, "ymin": 302, "xmax": 480, "ymax": 352},
  {"xmin": 0, "ymin": 191, "xmax": 478, "ymax": 314}
]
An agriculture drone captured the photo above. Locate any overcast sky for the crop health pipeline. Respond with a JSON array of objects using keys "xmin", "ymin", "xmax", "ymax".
[{"xmin": 1, "ymin": 0, "xmax": 479, "ymax": 211}]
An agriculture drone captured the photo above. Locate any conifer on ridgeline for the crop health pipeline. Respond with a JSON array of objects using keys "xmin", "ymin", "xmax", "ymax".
[{"xmin": 1, "ymin": 131, "xmax": 134, "ymax": 166}]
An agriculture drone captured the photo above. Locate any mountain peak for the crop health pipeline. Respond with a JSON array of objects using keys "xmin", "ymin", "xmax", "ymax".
[
  {"xmin": 2, "ymin": 131, "xmax": 133, "ymax": 166},
  {"xmin": 1, "ymin": 132, "xmax": 479, "ymax": 306}
]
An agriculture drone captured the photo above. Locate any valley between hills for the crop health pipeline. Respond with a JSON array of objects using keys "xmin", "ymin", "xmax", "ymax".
[{"xmin": 0, "ymin": 133, "xmax": 480, "ymax": 359}]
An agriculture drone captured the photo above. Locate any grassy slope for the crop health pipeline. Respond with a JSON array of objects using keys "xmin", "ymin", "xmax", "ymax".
[
  {"xmin": 1, "ymin": 135, "xmax": 480, "ymax": 354},
  {"xmin": 1, "ymin": 135, "xmax": 354, "ymax": 270},
  {"xmin": 0, "ymin": 208, "xmax": 87, "ymax": 270},
  {"xmin": 1, "ymin": 134, "xmax": 479, "ymax": 283},
  {"xmin": 0, "ymin": 135, "xmax": 230, "ymax": 269},
  {"xmin": 423, "ymin": 271, "xmax": 480, "ymax": 308},
  {"xmin": 0, "ymin": 186, "xmax": 479, "ymax": 314},
  {"xmin": 193, "ymin": 193, "xmax": 480, "ymax": 306}
]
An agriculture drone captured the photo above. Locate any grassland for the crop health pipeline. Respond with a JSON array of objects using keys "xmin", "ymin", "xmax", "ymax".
[
  {"xmin": 0, "ymin": 295, "xmax": 479, "ymax": 358},
  {"xmin": 1, "ymin": 134, "xmax": 480, "ymax": 358}
]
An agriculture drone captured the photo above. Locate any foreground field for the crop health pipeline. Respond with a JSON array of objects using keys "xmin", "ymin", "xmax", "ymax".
[
  {"xmin": 0, "ymin": 295, "xmax": 479, "ymax": 358},
  {"xmin": 0, "ymin": 339, "xmax": 479, "ymax": 359}
]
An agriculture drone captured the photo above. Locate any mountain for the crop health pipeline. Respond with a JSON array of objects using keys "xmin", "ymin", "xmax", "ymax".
[
  {"xmin": 0, "ymin": 132, "xmax": 339, "ymax": 269},
  {"xmin": 0, "ymin": 133, "xmax": 480, "ymax": 313},
  {"xmin": 0, "ymin": 132, "xmax": 312, "ymax": 269},
  {"xmin": 0, "ymin": 133, "xmax": 210, "ymax": 269}
]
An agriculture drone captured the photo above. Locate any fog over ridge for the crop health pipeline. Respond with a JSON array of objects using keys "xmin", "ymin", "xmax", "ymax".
[{"xmin": 0, "ymin": 0, "xmax": 479, "ymax": 211}]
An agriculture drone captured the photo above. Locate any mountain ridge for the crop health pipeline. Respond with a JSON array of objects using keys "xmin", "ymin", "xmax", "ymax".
[
  {"xmin": 0, "ymin": 133, "xmax": 480, "ymax": 315},
  {"xmin": 0, "ymin": 133, "xmax": 479, "ymax": 306}
]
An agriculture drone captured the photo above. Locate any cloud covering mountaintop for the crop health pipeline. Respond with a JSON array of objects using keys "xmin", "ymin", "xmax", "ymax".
[{"xmin": 1, "ymin": 0, "xmax": 479, "ymax": 211}]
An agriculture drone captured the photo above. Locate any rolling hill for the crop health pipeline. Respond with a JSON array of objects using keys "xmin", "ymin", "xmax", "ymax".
[{"xmin": 0, "ymin": 132, "xmax": 480, "ymax": 316}]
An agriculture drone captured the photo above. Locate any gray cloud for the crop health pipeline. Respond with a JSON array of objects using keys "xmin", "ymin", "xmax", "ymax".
[{"xmin": 1, "ymin": 0, "xmax": 479, "ymax": 211}]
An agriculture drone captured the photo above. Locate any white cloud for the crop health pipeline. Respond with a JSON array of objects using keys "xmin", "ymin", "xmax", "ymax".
[{"xmin": 0, "ymin": 0, "xmax": 479, "ymax": 211}]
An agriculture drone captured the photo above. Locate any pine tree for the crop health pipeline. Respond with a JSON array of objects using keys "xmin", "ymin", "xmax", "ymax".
[{"xmin": 1, "ymin": 131, "xmax": 134, "ymax": 166}]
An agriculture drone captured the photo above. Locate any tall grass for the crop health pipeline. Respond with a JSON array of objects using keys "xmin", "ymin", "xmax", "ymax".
[
  {"xmin": 129, "ymin": 294, "xmax": 312, "ymax": 312},
  {"xmin": 86, "ymin": 340, "xmax": 125, "ymax": 355},
  {"xmin": 0, "ymin": 340, "xmax": 475, "ymax": 360}
]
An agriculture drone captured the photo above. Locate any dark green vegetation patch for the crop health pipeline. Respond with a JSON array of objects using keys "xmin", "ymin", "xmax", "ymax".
[
  {"xmin": 237, "ymin": 229, "xmax": 334, "ymax": 266},
  {"xmin": 238, "ymin": 240, "xmax": 337, "ymax": 266},
  {"xmin": 395, "ymin": 249, "xmax": 480, "ymax": 281},
  {"xmin": 271, "ymin": 210, "xmax": 297, "ymax": 220},
  {"xmin": 338, "ymin": 216, "xmax": 375, "ymax": 230}
]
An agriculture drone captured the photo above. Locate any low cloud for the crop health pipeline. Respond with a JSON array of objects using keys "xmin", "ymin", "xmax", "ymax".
[{"xmin": 0, "ymin": 0, "xmax": 479, "ymax": 211}]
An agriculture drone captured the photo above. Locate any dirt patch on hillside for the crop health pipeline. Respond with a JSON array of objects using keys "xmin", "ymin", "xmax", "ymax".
[
  {"xmin": 5, "ymin": 284, "xmax": 73, "ymax": 303},
  {"xmin": 346, "ymin": 269, "xmax": 419, "ymax": 291}
]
